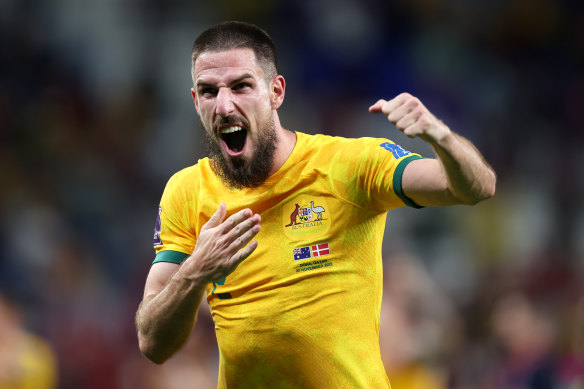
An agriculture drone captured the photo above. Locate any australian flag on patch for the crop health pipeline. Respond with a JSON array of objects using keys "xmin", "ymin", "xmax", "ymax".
[{"xmin": 293, "ymin": 246, "xmax": 311, "ymax": 261}]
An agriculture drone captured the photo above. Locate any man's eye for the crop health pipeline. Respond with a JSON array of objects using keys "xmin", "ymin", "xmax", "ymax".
[
  {"xmin": 233, "ymin": 83, "xmax": 251, "ymax": 90},
  {"xmin": 201, "ymin": 88, "xmax": 217, "ymax": 96}
]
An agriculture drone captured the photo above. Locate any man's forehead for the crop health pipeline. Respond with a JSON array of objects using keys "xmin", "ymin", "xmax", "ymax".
[{"xmin": 194, "ymin": 48, "xmax": 263, "ymax": 79}]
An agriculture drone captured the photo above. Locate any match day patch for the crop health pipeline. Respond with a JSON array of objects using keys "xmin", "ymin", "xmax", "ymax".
[
  {"xmin": 292, "ymin": 243, "xmax": 331, "ymax": 261},
  {"xmin": 282, "ymin": 196, "xmax": 331, "ymax": 240}
]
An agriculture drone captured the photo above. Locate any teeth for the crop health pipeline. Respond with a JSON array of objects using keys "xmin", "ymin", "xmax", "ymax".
[{"xmin": 220, "ymin": 126, "xmax": 243, "ymax": 134}]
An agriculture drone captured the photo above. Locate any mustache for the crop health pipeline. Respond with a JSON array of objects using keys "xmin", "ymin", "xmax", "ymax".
[{"xmin": 213, "ymin": 115, "xmax": 250, "ymax": 132}]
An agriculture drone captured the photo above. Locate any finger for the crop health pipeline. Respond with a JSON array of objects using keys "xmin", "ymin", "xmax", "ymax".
[
  {"xmin": 223, "ymin": 223, "xmax": 261, "ymax": 275},
  {"xmin": 219, "ymin": 208, "xmax": 256, "ymax": 234},
  {"xmin": 228, "ymin": 239, "xmax": 259, "ymax": 271},
  {"xmin": 388, "ymin": 97, "xmax": 421, "ymax": 123},
  {"xmin": 368, "ymin": 99, "xmax": 387, "ymax": 113},
  {"xmin": 225, "ymin": 213, "xmax": 261, "ymax": 241},
  {"xmin": 226, "ymin": 221, "xmax": 261, "ymax": 254},
  {"xmin": 402, "ymin": 118, "xmax": 429, "ymax": 138},
  {"xmin": 202, "ymin": 202, "xmax": 226, "ymax": 231},
  {"xmin": 394, "ymin": 106, "xmax": 423, "ymax": 130},
  {"xmin": 382, "ymin": 93, "xmax": 413, "ymax": 115}
]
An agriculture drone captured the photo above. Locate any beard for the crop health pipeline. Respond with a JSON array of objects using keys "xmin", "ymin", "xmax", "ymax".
[{"xmin": 202, "ymin": 115, "xmax": 278, "ymax": 189}]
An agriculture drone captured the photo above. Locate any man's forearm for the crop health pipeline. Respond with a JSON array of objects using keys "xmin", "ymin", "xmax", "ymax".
[
  {"xmin": 136, "ymin": 205, "xmax": 262, "ymax": 364},
  {"xmin": 369, "ymin": 93, "xmax": 496, "ymax": 205},
  {"xmin": 136, "ymin": 271, "xmax": 206, "ymax": 364},
  {"xmin": 431, "ymin": 131, "xmax": 496, "ymax": 205}
]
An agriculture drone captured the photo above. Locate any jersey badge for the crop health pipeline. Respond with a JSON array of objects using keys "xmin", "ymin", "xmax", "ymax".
[
  {"xmin": 282, "ymin": 196, "xmax": 331, "ymax": 240},
  {"xmin": 153, "ymin": 206, "xmax": 163, "ymax": 247},
  {"xmin": 380, "ymin": 142, "xmax": 412, "ymax": 159}
]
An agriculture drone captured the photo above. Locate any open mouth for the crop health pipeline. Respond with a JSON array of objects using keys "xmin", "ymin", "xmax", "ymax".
[{"xmin": 220, "ymin": 126, "xmax": 247, "ymax": 155}]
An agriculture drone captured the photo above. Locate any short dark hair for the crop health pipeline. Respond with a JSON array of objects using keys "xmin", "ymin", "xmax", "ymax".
[{"xmin": 191, "ymin": 21, "xmax": 278, "ymax": 82}]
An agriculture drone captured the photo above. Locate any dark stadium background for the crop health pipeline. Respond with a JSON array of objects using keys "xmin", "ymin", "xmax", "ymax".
[{"xmin": 1, "ymin": 1, "xmax": 583, "ymax": 388}]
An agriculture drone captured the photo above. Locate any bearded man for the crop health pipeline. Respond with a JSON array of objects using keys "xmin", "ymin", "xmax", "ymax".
[{"xmin": 136, "ymin": 21, "xmax": 496, "ymax": 388}]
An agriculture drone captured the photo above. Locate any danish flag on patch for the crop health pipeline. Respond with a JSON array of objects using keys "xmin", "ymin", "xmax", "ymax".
[{"xmin": 311, "ymin": 243, "xmax": 330, "ymax": 257}]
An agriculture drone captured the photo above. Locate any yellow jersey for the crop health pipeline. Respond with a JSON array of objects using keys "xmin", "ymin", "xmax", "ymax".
[
  {"xmin": 153, "ymin": 131, "xmax": 422, "ymax": 388},
  {"xmin": 0, "ymin": 332, "xmax": 57, "ymax": 389}
]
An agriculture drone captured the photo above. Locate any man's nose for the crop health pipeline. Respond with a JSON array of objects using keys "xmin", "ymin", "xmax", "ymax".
[{"xmin": 215, "ymin": 87, "xmax": 235, "ymax": 116}]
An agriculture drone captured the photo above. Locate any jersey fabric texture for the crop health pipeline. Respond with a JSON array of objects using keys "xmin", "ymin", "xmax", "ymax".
[{"xmin": 152, "ymin": 131, "xmax": 422, "ymax": 388}]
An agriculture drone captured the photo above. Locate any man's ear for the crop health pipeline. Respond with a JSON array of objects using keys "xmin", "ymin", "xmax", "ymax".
[
  {"xmin": 191, "ymin": 88, "xmax": 200, "ymax": 114},
  {"xmin": 270, "ymin": 75, "xmax": 286, "ymax": 110}
]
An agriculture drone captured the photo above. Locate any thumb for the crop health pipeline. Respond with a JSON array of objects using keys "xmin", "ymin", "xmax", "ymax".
[
  {"xmin": 202, "ymin": 202, "xmax": 226, "ymax": 230},
  {"xmin": 368, "ymin": 99, "xmax": 386, "ymax": 113}
]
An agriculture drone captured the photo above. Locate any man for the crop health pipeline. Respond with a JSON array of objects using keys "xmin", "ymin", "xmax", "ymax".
[{"xmin": 136, "ymin": 21, "xmax": 496, "ymax": 388}]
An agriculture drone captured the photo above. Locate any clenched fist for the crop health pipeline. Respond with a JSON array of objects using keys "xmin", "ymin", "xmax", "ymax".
[{"xmin": 369, "ymin": 92, "xmax": 451, "ymax": 145}]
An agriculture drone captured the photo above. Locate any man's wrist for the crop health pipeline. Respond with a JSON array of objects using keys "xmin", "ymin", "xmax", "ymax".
[
  {"xmin": 172, "ymin": 261, "xmax": 208, "ymax": 298},
  {"xmin": 429, "ymin": 126, "xmax": 456, "ymax": 150}
]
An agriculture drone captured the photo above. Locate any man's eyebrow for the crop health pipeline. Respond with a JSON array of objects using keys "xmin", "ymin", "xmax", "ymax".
[
  {"xmin": 229, "ymin": 73, "xmax": 254, "ymax": 85},
  {"xmin": 195, "ymin": 80, "xmax": 214, "ymax": 88},
  {"xmin": 196, "ymin": 73, "xmax": 255, "ymax": 89}
]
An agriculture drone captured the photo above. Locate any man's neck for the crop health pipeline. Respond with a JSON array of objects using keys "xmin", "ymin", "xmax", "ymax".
[{"xmin": 269, "ymin": 114, "xmax": 297, "ymax": 176}]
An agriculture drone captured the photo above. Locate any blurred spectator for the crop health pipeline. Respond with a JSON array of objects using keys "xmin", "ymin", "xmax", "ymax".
[
  {"xmin": 486, "ymin": 292, "xmax": 558, "ymax": 389},
  {"xmin": 380, "ymin": 252, "xmax": 461, "ymax": 389},
  {"xmin": 0, "ymin": 292, "xmax": 57, "ymax": 389}
]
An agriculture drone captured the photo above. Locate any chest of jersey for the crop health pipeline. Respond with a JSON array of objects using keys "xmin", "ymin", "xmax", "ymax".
[
  {"xmin": 203, "ymin": 187, "xmax": 381, "ymax": 301},
  {"xmin": 201, "ymin": 181, "xmax": 388, "ymax": 386}
]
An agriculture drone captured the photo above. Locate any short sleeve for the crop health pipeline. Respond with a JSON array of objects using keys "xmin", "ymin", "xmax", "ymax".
[
  {"xmin": 151, "ymin": 170, "xmax": 197, "ymax": 264},
  {"xmin": 331, "ymin": 138, "xmax": 423, "ymax": 211},
  {"xmin": 367, "ymin": 139, "xmax": 424, "ymax": 210}
]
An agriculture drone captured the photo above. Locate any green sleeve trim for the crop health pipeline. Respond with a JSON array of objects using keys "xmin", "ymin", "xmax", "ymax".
[
  {"xmin": 152, "ymin": 250, "xmax": 189, "ymax": 265},
  {"xmin": 393, "ymin": 155, "xmax": 424, "ymax": 209}
]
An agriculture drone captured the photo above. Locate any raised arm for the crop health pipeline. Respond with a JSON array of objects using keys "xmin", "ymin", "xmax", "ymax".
[
  {"xmin": 369, "ymin": 93, "xmax": 496, "ymax": 207},
  {"xmin": 136, "ymin": 203, "xmax": 261, "ymax": 363}
]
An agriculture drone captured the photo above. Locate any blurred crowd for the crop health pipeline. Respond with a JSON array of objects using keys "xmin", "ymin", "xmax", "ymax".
[{"xmin": 1, "ymin": 0, "xmax": 583, "ymax": 388}]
